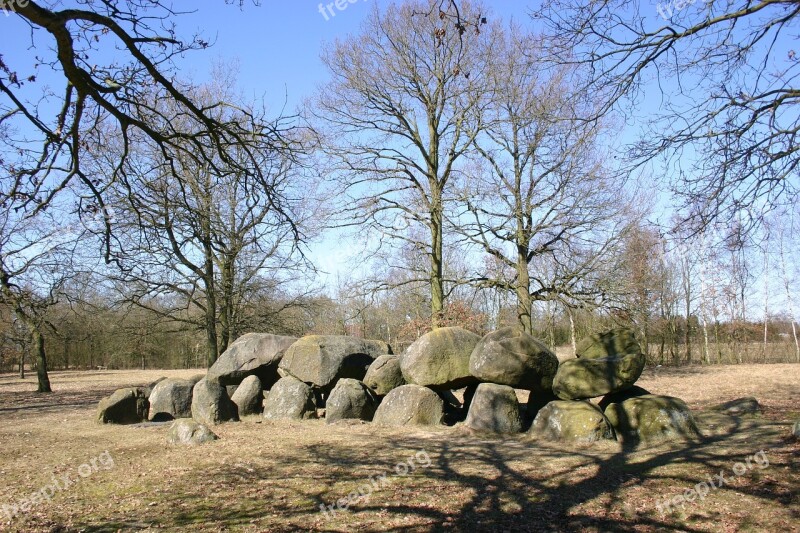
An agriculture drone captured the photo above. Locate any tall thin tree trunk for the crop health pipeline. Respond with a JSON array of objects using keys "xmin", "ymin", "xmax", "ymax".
[
  {"xmin": 19, "ymin": 351, "xmax": 25, "ymax": 379},
  {"xmin": 568, "ymin": 307, "xmax": 577, "ymax": 357},
  {"xmin": 763, "ymin": 248, "xmax": 769, "ymax": 362},
  {"xmin": 430, "ymin": 196, "xmax": 445, "ymax": 328},
  {"xmin": 203, "ymin": 246, "xmax": 219, "ymax": 368},
  {"xmin": 700, "ymin": 257, "xmax": 711, "ymax": 364}
]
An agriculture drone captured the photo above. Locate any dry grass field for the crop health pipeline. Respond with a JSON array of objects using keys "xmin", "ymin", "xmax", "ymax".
[{"xmin": 0, "ymin": 365, "xmax": 798, "ymax": 532}]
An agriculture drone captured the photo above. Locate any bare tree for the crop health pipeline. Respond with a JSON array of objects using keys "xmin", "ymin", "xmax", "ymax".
[
  {"xmin": 96, "ymin": 72, "xmax": 308, "ymax": 366},
  {"xmin": 535, "ymin": 0, "xmax": 800, "ymax": 235},
  {"xmin": 0, "ymin": 198, "xmax": 84, "ymax": 391},
  {"xmin": 455, "ymin": 27, "xmax": 631, "ymax": 334},
  {"xmin": 312, "ymin": 0, "xmax": 492, "ymax": 328},
  {"xmin": 1, "ymin": 1, "xmax": 284, "ymax": 258}
]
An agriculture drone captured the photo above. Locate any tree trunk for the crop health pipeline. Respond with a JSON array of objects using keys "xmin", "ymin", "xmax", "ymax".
[
  {"xmin": 19, "ymin": 351, "xmax": 25, "ymax": 379},
  {"xmin": 763, "ymin": 249, "xmax": 769, "ymax": 362},
  {"xmin": 31, "ymin": 328, "xmax": 51, "ymax": 393},
  {"xmin": 203, "ymin": 244, "xmax": 219, "ymax": 368},
  {"xmin": 430, "ymin": 195, "xmax": 445, "ymax": 329},
  {"xmin": 516, "ymin": 251, "xmax": 533, "ymax": 334},
  {"xmin": 568, "ymin": 307, "xmax": 577, "ymax": 357}
]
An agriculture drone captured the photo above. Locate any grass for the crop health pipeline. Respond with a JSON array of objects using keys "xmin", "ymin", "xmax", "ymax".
[{"xmin": 0, "ymin": 365, "xmax": 798, "ymax": 532}]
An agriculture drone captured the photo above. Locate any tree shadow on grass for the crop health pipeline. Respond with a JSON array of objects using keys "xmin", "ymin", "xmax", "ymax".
[{"xmin": 68, "ymin": 413, "xmax": 797, "ymax": 533}]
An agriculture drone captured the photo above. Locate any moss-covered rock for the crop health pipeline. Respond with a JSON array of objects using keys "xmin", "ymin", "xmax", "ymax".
[
  {"xmin": 262, "ymin": 376, "xmax": 317, "ymax": 420},
  {"xmin": 469, "ymin": 327, "xmax": 559, "ymax": 392},
  {"xmin": 576, "ymin": 328, "xmax": 642, "ymax": 359},
  {"xmin": 401, "ymin": 327, "xmax": 480, "ymax": 390},
  {"xmin": 373, "ymin": 384, "xmax": 444, "ymax": 426},
  {"xmin": 553, "ymin": 352, "xmax": 645, "ymax": 400},
  {"xmin": 528, "ymin": 400, "xmax": 616, "ymax": 443},
  {"xmin": 363, "ymin": 354, "xmax": 405, "ymax": 396},
  {"xmin": 325, "ymin": 379, "xmax": 379, "ymax": 423},
  {"xmin": 605, "ymin": 394, "xmax": 701, "ymax": 445}
]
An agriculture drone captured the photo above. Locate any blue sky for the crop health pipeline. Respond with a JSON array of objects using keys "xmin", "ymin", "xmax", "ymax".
[{"xmin": 178, "ymin": 1, "xmax": 535, "ymax": 110}]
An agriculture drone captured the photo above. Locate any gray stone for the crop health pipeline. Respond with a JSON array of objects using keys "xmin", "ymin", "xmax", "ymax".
[
  {"xmin": 97, "ymin": 388, "xmax": 149, "ymax": 425},
  {"xmin": 325, "ymin": 379, "xmax": 379, "ymax": 424},
  {"xmin": 278, "ymin": 335, "xmax": 390, "ymax": 391},
  {"xmin": 711, "ymin": 397, "xmax": 762, "ymax": 416},
  {"xmin": 231, "ymin": 375, "xmax": 263, "ymax": 416},
  {"xmin": 167, "ymin": 418, "xmax": 219, "ymax": 445},
  {"xmin": 793, "ymin": 421, "xmax": 800, "ymax": 439},
  {"xmin": 143, "ymin": 377, "xmax": 167, "ymax": 398},
  {"xmin": 605, "ymin": 394, "xmax": 701, "ymax": 444},
  {"xmin": 528, "ymin": 400, "xmax": 616, "ymax": 443},
  {"xmin": 373, "ymin": 384, "xmax": 445, "ymax": 427},
  {"xmin": 464, "ymin": 383, "xmax": 523, "ymax": 434},
  {"xmin": 469, "ymin": 327, "xmax": 559, "ymax": 392},
  {"xmin": 207, "ymin": 333, "xmax": 297, "ymax": 387},
  {"xmin": 262, "ymin": 376, "xmax": 317, "ymax": 420},
  {"xmin": 552, "ymin": 352, "xmax": 646, "ymax": 400},
  {"xmin": 148, "ymin": 378, "xmax": 195, "ymax": 421},
  {"xmin": 400, "ymin": 327, "xmax": 480, "ymax": 390},
  {"xmin": 191, "ymin": 378, "xmax": 239, "ymax": 426},
  {"xmin": 576, "ymin": 329, "xmax": 642, "ymax": 359},
  {"xmin": 363, "ymin": 355, "xmax": 405, "ymax": 396}
]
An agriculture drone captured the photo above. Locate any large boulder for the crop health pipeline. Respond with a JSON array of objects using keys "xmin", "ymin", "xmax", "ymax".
[
  {"xmin": 598, "ymin": 385, "xmax": 651, "ymax": 412},
  {"xmin": 528, "ymin": 400, "xmax": 616, "ymax": 443},
  {"xmin": 469, "ymin": 327, "xmax": 559, "ymax": 392},
  {"xmin": 97, "ymin": 388, "xmax": 149, "ymax": 424},
  {"xmin": 552, "ymin": 352, "xmax": 646, "ymax": 400},
  {"xmin": 278, "ymin": 335, "xmax": 390, "ymax": 391},
  {"xmin": 231, "ymin": 375, "xmax": 263, "ymax": 416},
  {"xmin": 605, "ymin": 395, "xmax": 701, "ymax": 445},
  {"xmin": 325, "ymin": 379, "xmax": 379, "ymax": 424},
  {"xmin": 191, "ymin": 378, "xmax": 239, "ymax": 426},
  {"xmin": 167, "ymin": 418, "xmax": 219, "ymax": 445},
  {"xmin": 143, "ymin": 376, "xmax": 167, "ymax": 398},
  {"xmin": 464, "ymin": 383, "xmax": 523, "ymax": 434},
  {"xmin": 400, "ymin": 327, "xmax": 480, "ymax": 390},
  {"xmin": 373, "ymin": 384, "xmax": 445, "ymax": 427},
  {"xmin": 262, "ymin": 376, "xmax": 317, "ymax": 420},
  {"xmin": 363, "ymin": 355, "xmax": 405, "ymax": 396},
  {"xmin": 148, "ymin": 378, "xmax": 196, "ymax": 421},
  {"xmin": 576, "ymin": 328, "xmax": 642, "ymax": 359},
  {"xmin": 207, "ymin": 333, "xmax": 297, "ymax": 387}
]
